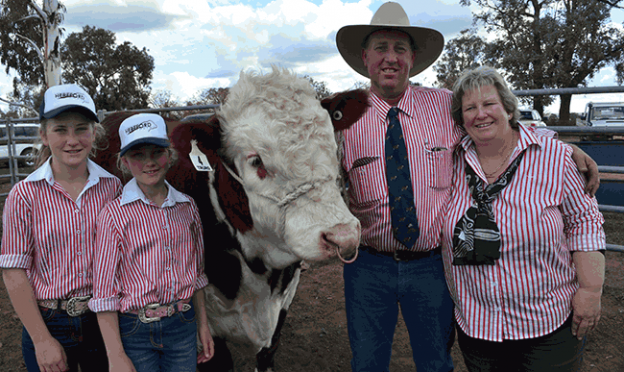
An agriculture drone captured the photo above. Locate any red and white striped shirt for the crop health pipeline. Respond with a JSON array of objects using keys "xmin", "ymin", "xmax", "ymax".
[
  {"xmin": 0, "ymin": 159, "xmax": 121, "ymax": 300},
  {"xmin": 89, "ymin": 178, "xmax": 208, "ymax": 313},
  {"xmin": 342, "ymin": 86, "xmax": 464, "ymax": 252},
  {"xmin": 441, "ymin": 125, "xmax": 605, "ymax": 342}
]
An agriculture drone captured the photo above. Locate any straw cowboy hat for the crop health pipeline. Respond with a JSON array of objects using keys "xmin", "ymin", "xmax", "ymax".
[{"xmin": 336, "ymin": 2, "xmax": 444, "ymax": 78}]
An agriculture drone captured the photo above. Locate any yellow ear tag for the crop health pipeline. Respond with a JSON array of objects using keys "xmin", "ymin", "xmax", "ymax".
[{"xmin": 189, "ymin": 140, "xmax": 213, "ymax": 172}]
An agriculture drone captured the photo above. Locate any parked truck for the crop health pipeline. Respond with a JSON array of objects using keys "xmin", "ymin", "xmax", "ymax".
[{"xmin": 578, "ymin": 102, "xmax": 624, "ymax": 140}]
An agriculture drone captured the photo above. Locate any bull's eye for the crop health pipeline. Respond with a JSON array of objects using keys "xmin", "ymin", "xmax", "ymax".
[
  {"xmin": 332, "ymin": 110, "xmax": 343, "ymax": 121},
  {"xmin": 248, "ymin": 155, "xmax": 267, "ymax": 180},
  {"xmin": 250, "ymin": 156, "xmax": 262, "ymax": 168}
]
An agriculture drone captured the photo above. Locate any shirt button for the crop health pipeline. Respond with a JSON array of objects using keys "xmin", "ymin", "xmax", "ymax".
[
  {"xmin": 163, "ymin": 225, "xmax": 169, "ymax": 229},
  {"xmin": 78, "ymin": 273, "xmax": 83, "ymax": 277},
  {"xmin": 74, "ymin": 209, "xmax": 79, "ymax": 214},
  {"xmin": 77, "ymin": 251, "xmax": 82, "ymax": 255},
  {"xmin": 76, "ymin": 230, "xmax": 81, "ymax": 234},
  {"xmin": 166, "ymin": 267, "xmax": 171, "ymax": 271}
]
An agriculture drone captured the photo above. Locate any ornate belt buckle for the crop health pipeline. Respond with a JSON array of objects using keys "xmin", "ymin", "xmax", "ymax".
[
  {"xmin": 66, "ymin": 295, "xmax": 91, "ymax": 317},
  {"xmin": 139, "ymin": 303, "xmax": 161, "ymax": 323}
]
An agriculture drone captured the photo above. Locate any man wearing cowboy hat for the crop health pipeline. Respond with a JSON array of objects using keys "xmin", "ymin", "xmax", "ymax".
[
  {"xmin": 335, "ymin": 2, "xmax": 600, "ymax": 372},
  {"xmin": 336, "ymin": 3, "xmax": 457, "ymax": 371}
]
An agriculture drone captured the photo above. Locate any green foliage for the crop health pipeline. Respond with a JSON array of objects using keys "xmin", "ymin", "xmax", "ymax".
[
  {"xmin": 0, "ymin": 0, "xmax": 65, "ymax": 97},
  {"xmin": 457, "ymin": 0, "xmax": 624, "ymax": 120},
  {"xmin": 61, "ymin": 25, "xmax": 154, "ymax": 112},
  {"xmin": 433, "ymin": 29, "xmax": 493, "ymax": 90}
]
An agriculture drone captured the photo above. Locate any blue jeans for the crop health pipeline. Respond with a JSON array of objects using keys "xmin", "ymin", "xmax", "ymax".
[
  {"xmin": 344, "ymin": 248, "xmax": 455, "ymax": 372},
  {"xmin": 22, "ymin": 308, "xmax": 108, "ymax": 372},
  {"xmin": 118, "ymin": 302, "xmax": 197, "ymax": 372}
]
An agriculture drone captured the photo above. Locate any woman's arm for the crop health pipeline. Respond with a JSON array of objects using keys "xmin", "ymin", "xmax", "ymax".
[
  {"xmin": 558, "ymin": 145, "xmax": 606, "ymax": 340},
  {"xmin": 571, "ymin": 251, "xmax": 605, "ymax": 340},
  {"xmin": 96, "ymin": 312, "xmax": 136, "ymax": 372},
  {"xmin": 3, "ymin": 268, "xmax": 68, "ymax": 372},
  {"xmin": 193, "ymin": 290, "xmax": 214, "ymax": 363}
]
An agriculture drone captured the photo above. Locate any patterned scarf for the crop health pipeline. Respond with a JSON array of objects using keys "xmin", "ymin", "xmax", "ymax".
[{"xmin": 452, "ymin": 151, "xmax": 525, "ymax": 266}]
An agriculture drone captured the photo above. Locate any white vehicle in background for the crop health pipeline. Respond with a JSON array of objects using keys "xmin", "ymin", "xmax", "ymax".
[
  {"xmin": 580, "ymin": 102, "xmax": 624, "ymax": 127},
  {"xmin": 518, "ymin": 108, "xmax": 547, "ymax": 127},
  {"xmin": 0, "ymin": 123, "xmax": 41, "ymax": 167},
  {"xmin": 579, "ymin": 102, "xmax": 624, "ymax": 140}
]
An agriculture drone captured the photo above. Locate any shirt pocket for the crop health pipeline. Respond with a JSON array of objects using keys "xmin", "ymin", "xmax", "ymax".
[
  {"xmin": 425, "ymin": 148, "xmax": 452, "ymax": 189},
  {"xmin": 348, "ymin": 158, "xmax": 385, "ymax": 207}
]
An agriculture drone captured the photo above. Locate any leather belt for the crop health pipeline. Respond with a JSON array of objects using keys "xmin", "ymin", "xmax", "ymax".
[
  {"xmin": 38, "ymin": 295, "xmax": 91, "ymax": 317},
  {"xmin": 360, "ymin": 245, "xmax": 441, "ymax": 262},
  {"xmin": 128, "ymin": 299, "xmax": 192, "ymax": 324}
]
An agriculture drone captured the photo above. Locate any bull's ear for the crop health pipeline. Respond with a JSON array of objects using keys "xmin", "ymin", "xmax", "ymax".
[
  {"xmin": 321, "ymin": 89, "xmax": 370, "ymax": 132},
  {"xmin": 167, "ymin": 116, "xmax": 222, "ymax": 198},
  {"xmin": 168, "ymin": 116, "xmax": 254, "ymax": 234}
]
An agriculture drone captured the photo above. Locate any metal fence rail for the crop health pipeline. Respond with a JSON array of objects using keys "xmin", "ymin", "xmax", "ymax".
[{"xmin": 1, "ymin": 105, "xmax": 622, "ymax": 252}]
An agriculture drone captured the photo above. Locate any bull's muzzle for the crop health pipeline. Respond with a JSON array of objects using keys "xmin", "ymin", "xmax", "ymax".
[
  {"xmin": 336, "ymin": 245, "xmax": 359, "ymax": 264},
  {"xmin": 323, "ymin": 222, "xmax": 361, "ymax": 264}
]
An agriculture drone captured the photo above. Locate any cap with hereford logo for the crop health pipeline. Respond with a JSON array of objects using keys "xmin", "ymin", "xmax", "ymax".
[
  {"xmin": 39, "ymin": 83, "xmax": 99, "ymax": 122},
  {"xmin": 119, "ymin": 113, "xmax": 170, "ymax": 156}
]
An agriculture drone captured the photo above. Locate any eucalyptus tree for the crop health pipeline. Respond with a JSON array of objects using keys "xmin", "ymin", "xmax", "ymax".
[{"xmin": 461, "ymin": 0, "xmax": 624, "ymax": 121}]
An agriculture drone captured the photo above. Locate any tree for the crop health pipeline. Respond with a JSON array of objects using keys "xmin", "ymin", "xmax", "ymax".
[
  {"xmin": 303, "ymin": 75, "xmax": 332, "ymax": 99},
  {"xmin": 195, "ymin": 87, "xmax": 229, "ymax": 106},
  {"xmin": 0, "ymin": 0, "xmax": 65, "ymax": 110},
  {"xmin": 461, "ymin": 0, "xmax": 624, "ymax": 122},
  {"xmin": 61, "ymin": 25, "xmax": 155, "ymax": 112},
  {"xmin": 183, "ymin": 87, "xmax": 229, "ymax": 117},
  {"xmin": 150, "ymin": 89, "xmax": 183, "ymax": 119},
  {"xmin": 151, "ymin": 89, "xmax": 180, "ymax": 108},
  {"xmin": 433, "ymin": 29, "xmax": 493, "ymax": 90},
  {"xmin": 351, "ymin": 81, "xmax": 370, "ymax": 90}
]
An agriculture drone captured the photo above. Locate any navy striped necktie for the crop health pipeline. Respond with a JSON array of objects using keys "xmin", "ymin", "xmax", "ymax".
[{"xmin": 385, "ymin": 107, "xmax": 419, "ymax": 248}]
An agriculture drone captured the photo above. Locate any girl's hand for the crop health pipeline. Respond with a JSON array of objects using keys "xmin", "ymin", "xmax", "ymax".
[
  {"xmin": 35, "ymin": 336, "xmax": 68, "ymax": 372},
  {"xmin": 108, "ymin": 352, "xmax": 137, "ymax": 372},
  {"xmin": 197, "ymin": 322, "xmax": 214, "ymax": 363}
]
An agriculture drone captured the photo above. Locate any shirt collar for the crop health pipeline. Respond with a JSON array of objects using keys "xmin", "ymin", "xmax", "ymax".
[
  {"xmin": 459, "ymin": 123, "xmax": 541, "ymax": 154},
  {"xmin": 25, "ymin": 158, "xmax": 117, "ymax": 188},
  {"xmin": 368, "ymin": 86, "xmax": 415, "ymax": 124},
  {"xmin": 120, "ymin": 178, "xmax": 190, "ymax": 207}
]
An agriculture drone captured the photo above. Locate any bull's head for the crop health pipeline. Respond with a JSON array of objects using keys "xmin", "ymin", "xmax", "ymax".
[{"xmin": 169, "ymin": 68, "xmax": 367, "ymax": 270}]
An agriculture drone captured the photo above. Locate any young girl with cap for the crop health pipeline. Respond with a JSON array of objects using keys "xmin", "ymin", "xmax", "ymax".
[
  {"xmin": 1, "ymin": 83, "xmax": 121, "ymax": 372},
  {"xmin": 89, "ymin": 113, "xmax": 214, "ymax": 372}
]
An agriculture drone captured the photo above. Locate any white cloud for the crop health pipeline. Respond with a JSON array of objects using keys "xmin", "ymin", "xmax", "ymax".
[
  {"xmin": 1, "ymin": 0, "xmax": 623, "ymax": 118},
  {"xmin": 152, "ymin": 70, "xmax": 232, "ymax": 102}
]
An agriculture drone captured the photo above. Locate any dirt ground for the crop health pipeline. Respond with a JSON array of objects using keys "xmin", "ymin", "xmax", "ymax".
[{"xmin": 0, "ymin": 193, "xmax": 623, "ymax": 371}]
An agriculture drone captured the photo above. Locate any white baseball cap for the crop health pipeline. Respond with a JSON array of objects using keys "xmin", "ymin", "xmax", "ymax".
[
  {"xmin": 119, "ymin": 113, "xmax": 170, "ymax": 156},
  {"xmin": 39, "ymin": 83, "xmax": 99, "ymax": 122}
]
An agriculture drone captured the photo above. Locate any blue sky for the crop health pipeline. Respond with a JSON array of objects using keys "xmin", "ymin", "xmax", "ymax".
[{"xmin": 1, "ymin": 0, "xmax": 623, "ymax": 114}]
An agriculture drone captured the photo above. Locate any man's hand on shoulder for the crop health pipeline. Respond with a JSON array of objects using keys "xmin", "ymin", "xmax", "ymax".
[{"xmin": 569, "ymin": 144, "xmax": 600, "ymax": 197}]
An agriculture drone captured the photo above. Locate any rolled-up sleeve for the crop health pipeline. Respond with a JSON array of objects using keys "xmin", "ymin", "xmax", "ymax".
[
  {"xmin": 0, "ymin": 185, "xmax": 34, "ymax": 269},
  {"xmin": 559, "ymin": 147, "xmax": 606, "ymax": 252}
]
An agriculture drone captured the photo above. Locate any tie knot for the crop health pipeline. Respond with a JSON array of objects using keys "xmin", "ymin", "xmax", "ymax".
[{"xmin": 388, "ymin": 107, "xmax": 399, "ymax": 119}]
